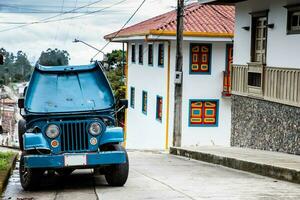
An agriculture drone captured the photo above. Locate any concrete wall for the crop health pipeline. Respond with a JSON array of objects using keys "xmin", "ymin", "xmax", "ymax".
[
  {"xmin": 231, "ymin": 95, "xmax": 300, "ymax": 155},
  {"xmin": 126, "ymin": 40, "xmax": 232, "ymax": 149},
  {"xmin": 234, "ymin": 0, "xmax": 300, "ymax": 68}
]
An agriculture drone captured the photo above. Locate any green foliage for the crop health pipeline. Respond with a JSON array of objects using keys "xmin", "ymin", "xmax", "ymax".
[
  {"xmin": 106, "ymin": 49, "xmax": 126, "ymax": 68},
  {"xmin": 38, "ymin": 48, "xmax": 70, "ymax": 66},
  {"xmin": 104, "ymin": 49, "xmax": 126, "ymax": 125},
  {"xmin": 0, "ymin": 48, "xmax": 33, "ymax": 85},
  {"xmin": 0, "ymin": 152, "xmax": 15, "ymax": 170},
  {"xmin": 105, "ymin": 66, "xmax": 126, "ymax": 101}
]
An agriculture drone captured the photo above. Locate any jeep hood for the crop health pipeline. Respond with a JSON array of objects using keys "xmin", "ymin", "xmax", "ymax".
[{"xmin": 24, "ymin": 62, "xmax": 115, "ymax": 114}]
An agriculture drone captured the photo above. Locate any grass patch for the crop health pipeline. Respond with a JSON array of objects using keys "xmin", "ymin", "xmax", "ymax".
[{"xmin": 0, "ymin": 152, "xmax": 16, "ymax": 171}]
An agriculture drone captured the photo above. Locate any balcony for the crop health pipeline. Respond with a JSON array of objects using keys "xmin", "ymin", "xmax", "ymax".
[{"xmin": 231, "ymin": 64, "xmax": 300, "ymax": 107}]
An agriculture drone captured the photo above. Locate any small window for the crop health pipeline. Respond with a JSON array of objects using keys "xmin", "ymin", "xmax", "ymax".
[
  {"xmin": 190, "ymin": 44, "xmax": 212, "ymax": 74},
  {"xmin": 248, "ymin": 72, "xmax": 262, "ymax": 87},
  {"xmin": 189, "ymin": 100, "xmax": 219, "ymax": 127},
  {"xmin": 130, "ymin": 87, "xmax": 135, "ymax": 108},
  {"xmin": 156, "ymin": 96, "xmax": 163, "ymax": 121},
  {"xmin": 138, "ymin": 44, "xmax": 143, "ymax": 64},
  {"xmin": 131, "ymin": 44, "xmax": 136, "ymax": 63},
  {"xmin": 148, "ymin": 44, "xmax": 153, "ymax": 66},
  {"xmin": 286, "ymin": 5, "xmax": 300, "ymax": 34},
  {"xmin": 142, "ymin": 91, "xmax": 148, "ymax": 114},
  {"xmin": 158, "ymin": 44, "xmax": 164, "ymax": 67}
]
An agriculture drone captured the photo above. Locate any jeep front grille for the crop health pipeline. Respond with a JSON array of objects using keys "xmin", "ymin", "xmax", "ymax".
[{"xmin": 60, "ymin": 121, "xmax": 89, "ymax": 152}]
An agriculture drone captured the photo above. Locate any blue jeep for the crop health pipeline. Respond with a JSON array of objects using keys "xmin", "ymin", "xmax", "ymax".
[{"xmin": 17, "ymin": 62, "xmax": 129, "ymax": 190}]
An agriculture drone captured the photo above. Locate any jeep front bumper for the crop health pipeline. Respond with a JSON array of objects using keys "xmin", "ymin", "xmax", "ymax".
[{"xmin": 24, "ymin": 151, "xmax": 126, "ymax": 169}]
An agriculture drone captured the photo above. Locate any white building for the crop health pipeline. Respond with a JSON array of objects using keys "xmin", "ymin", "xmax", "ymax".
[
  {"xmin": 203, "ymin": 0, "xmax": 300, "ymax": 155},
  {"xmin": 105, "ymin": 3, "xmax": 235, "ymax": 149}
]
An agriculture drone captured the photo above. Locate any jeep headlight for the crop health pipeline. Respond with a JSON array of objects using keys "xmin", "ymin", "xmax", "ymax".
[
  {"xmin": 89, "ymin": 122, "xmax": 102, "ymax": 136},
  {"xmin": 46, "ymin": 124, "xmax": 60, "ymax": 139}
]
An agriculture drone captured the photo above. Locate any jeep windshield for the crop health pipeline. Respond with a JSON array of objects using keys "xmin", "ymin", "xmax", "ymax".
[{"xmin": 24, "ymin": 63, "xmax": 115, "ymax": 114}]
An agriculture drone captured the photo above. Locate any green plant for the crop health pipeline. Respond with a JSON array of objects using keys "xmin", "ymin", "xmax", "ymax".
[{"xmin": 0, "ymin": 152, "xmax": 15, "ymax": 170}]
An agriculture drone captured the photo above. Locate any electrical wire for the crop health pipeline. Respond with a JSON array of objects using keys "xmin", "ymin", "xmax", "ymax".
[
  {"xmin": 0, "ymin": 0, "xmax": 105, "ymax": 33},
  {"xmin": 91, "ymin": 0, "xmax": 147, "ymax": 60}
]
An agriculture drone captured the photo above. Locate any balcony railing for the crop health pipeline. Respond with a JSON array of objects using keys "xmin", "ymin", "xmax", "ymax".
[{"xmin": 231, "ymin": 64, "xmax": 300, "ymax": 107}]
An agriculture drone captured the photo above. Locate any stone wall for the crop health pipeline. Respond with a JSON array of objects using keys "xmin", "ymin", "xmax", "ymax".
[{"xmin": 231, "ymin": 95, "xmax": 300, "ymax": 155}]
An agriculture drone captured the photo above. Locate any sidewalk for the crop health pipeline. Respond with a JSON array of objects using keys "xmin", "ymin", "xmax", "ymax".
[{"xmin": 170, "ymin": 146, "xmax": 300, "ymax": 184}]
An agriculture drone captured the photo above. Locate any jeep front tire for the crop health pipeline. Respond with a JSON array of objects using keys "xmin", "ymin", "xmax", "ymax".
[
  {"xmin": 19, "ymin": 153, "xmax": 44, "ymax": 191},
  {"xmin": 104, "ymin": 144, "xmax": 129, "ymax": 186}
]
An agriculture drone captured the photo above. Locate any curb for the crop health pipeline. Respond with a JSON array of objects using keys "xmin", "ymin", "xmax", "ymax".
[
  {"xmin": 0, "ymin": 145, "xmax": 19, "ymax": 150},
  {"xmin": 0, "ymin": 153, "xmax": 18, "ymax": 193},
  {"xmin": 170, "ymin": 147, "xmax": 300, "ymax": 184}
]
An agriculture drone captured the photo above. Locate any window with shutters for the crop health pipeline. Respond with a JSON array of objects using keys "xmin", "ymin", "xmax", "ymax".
[
  {"xmin": 190, "ymin": 44, "xmax": 212, "ymax": 74},
  {"xmin": 189, "ymin": 100, "xmax": 219, "ymax": 127},
  {"xmin": 156, "ymin": 96, "xmax": 163, "ymax": 121}
]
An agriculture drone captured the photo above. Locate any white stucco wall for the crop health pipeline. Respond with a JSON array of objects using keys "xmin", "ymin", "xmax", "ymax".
[
  {"xmin": 234, "ymin": 0, "xmax": 300, "ymax": 68},
  {"xmin": 126, "ymin": 39, "xmax": 232, "ymax": 149},
  {"xmin": 126, "ymin": 41, "xmax": 169, "ymax": 149},
  {"xmin": 169, "ymin": 41, "xmax": 232, "ymax": 147}
]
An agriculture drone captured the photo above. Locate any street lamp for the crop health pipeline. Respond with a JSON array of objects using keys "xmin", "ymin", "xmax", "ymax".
[{"xmin": 72, "ymin": 38, "xmax": 108, "ymax": 63}]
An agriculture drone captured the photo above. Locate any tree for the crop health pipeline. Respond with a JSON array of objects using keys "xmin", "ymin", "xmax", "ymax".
[
  {"xmin": 106, "ymin": 49, "xmax": 125, "ymax": 68},
  {"xmin": 0, "ymin": 48, "xmax": 33, "ymax": 85},
  {"xmin": 14, "ymin": 51, "xmax": 32, "ymax": 81},
  {"xmin": 38, "ymin": 48, "xmax": 70, "ymax": 66},
  {"xmin": 103, "ymin": 49, "xmax": 126, "ymax": 126}
]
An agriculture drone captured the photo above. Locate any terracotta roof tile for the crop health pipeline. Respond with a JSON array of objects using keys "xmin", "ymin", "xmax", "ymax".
[{"xmin": 104, "ymin": 3, "xmax": 235, "ymax": 39}]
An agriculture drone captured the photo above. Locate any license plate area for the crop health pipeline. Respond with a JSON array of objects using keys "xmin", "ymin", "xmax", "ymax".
[{"xmin": 64, "ymin": 154, "xmax": 87, "ymax": 166}]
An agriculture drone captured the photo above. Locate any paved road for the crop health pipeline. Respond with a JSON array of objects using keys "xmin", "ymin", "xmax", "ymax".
[{"xmin": 2, "ymin": 150, "xmax": 300, "ymax": 200}]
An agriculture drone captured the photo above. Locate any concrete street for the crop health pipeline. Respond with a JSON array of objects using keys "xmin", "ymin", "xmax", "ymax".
[{"xmin": 2, "ymin": 150, "xmax": 300, "ymax": 200}]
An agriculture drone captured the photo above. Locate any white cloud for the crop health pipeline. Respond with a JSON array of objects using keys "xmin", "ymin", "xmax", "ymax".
[{"xmin": 0, "ymin": 0, "xmax": 176, "ymax": 65}]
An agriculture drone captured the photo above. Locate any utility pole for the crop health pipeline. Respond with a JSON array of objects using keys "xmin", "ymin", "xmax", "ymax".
[{"xmin": 173, "ymin": 0, "xmax": 184, "ymax": 147}]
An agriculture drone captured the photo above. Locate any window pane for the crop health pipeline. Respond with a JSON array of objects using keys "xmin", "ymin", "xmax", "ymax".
[
  {"xmin": 130, "ymin": 87, "xmax": 135, "ymax": 108},
  {"xmin": 131, "ymin": 45, "xmax": 136, "ymax": 62},
  {"xmin": 248, "ymin": 72, "xmax": 262, "ymax": 87},
  {"xmin": 148, "ymin": 44, "xmax": 153, "ymax": 65},
  {"xmin": 158, "ymin": 44, "xmax": 164, "ymax": 66},
  {"xmin": 292, "ymin": 15, "xmax": 298, "ymax": 26},
  {"xmin": 156, "ymin": 96, "xmax": 163, "ymax": 121},
  {"xmin": 142, "ymin": 91, "xmax": 147, "ymax": 114},
  {"xmin": 139, "ymin": 45, "xmax": 143, "ymax": 64}
]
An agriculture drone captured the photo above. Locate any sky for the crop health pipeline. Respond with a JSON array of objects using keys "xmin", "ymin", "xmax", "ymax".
[{"xmin": 0, "ymin": 0, "xmax": 180, "ymax": 65}]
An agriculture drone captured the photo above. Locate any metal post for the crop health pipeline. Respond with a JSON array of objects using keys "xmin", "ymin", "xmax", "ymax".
[{"xmin": 173, "ymin": 0, "xmax": 184, "ymax": 147}]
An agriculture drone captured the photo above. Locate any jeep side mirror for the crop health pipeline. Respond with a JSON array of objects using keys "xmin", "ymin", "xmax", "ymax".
[
  {"xmin": 18, "ymin": 98, "xmax": 24, "ymax": 109},
  {"xmin": 119, "ymin": 99, "xmax": 128, "ymax": 109}
]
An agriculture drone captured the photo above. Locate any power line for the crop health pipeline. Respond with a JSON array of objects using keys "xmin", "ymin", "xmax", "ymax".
[
  {"xmin": 92, "ymin": 0, "xmax": 147, "ymax": 60},
  {"xmin": 0, "ymin": 0, "xmax": 125, "ymax": 30},
  {"xmin": 42, "ymin": 0, "xmax": 126, "ymax": 24},
  {"xmin": 0, "ymin": 3, "xmax": 110, "ymax": 13},
  {"xmin": 0, "ymin": 0, "xmax": 105, "ymax": 33}
]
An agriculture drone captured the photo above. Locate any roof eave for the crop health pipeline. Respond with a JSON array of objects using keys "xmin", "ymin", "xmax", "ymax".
[
  {"xmin": 104, "ymin": 30, "xmax": 234, "ymax": 42},
  {"xmin": 149, "ymin": 30, "xmax": 234, "ymax": 38}
]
